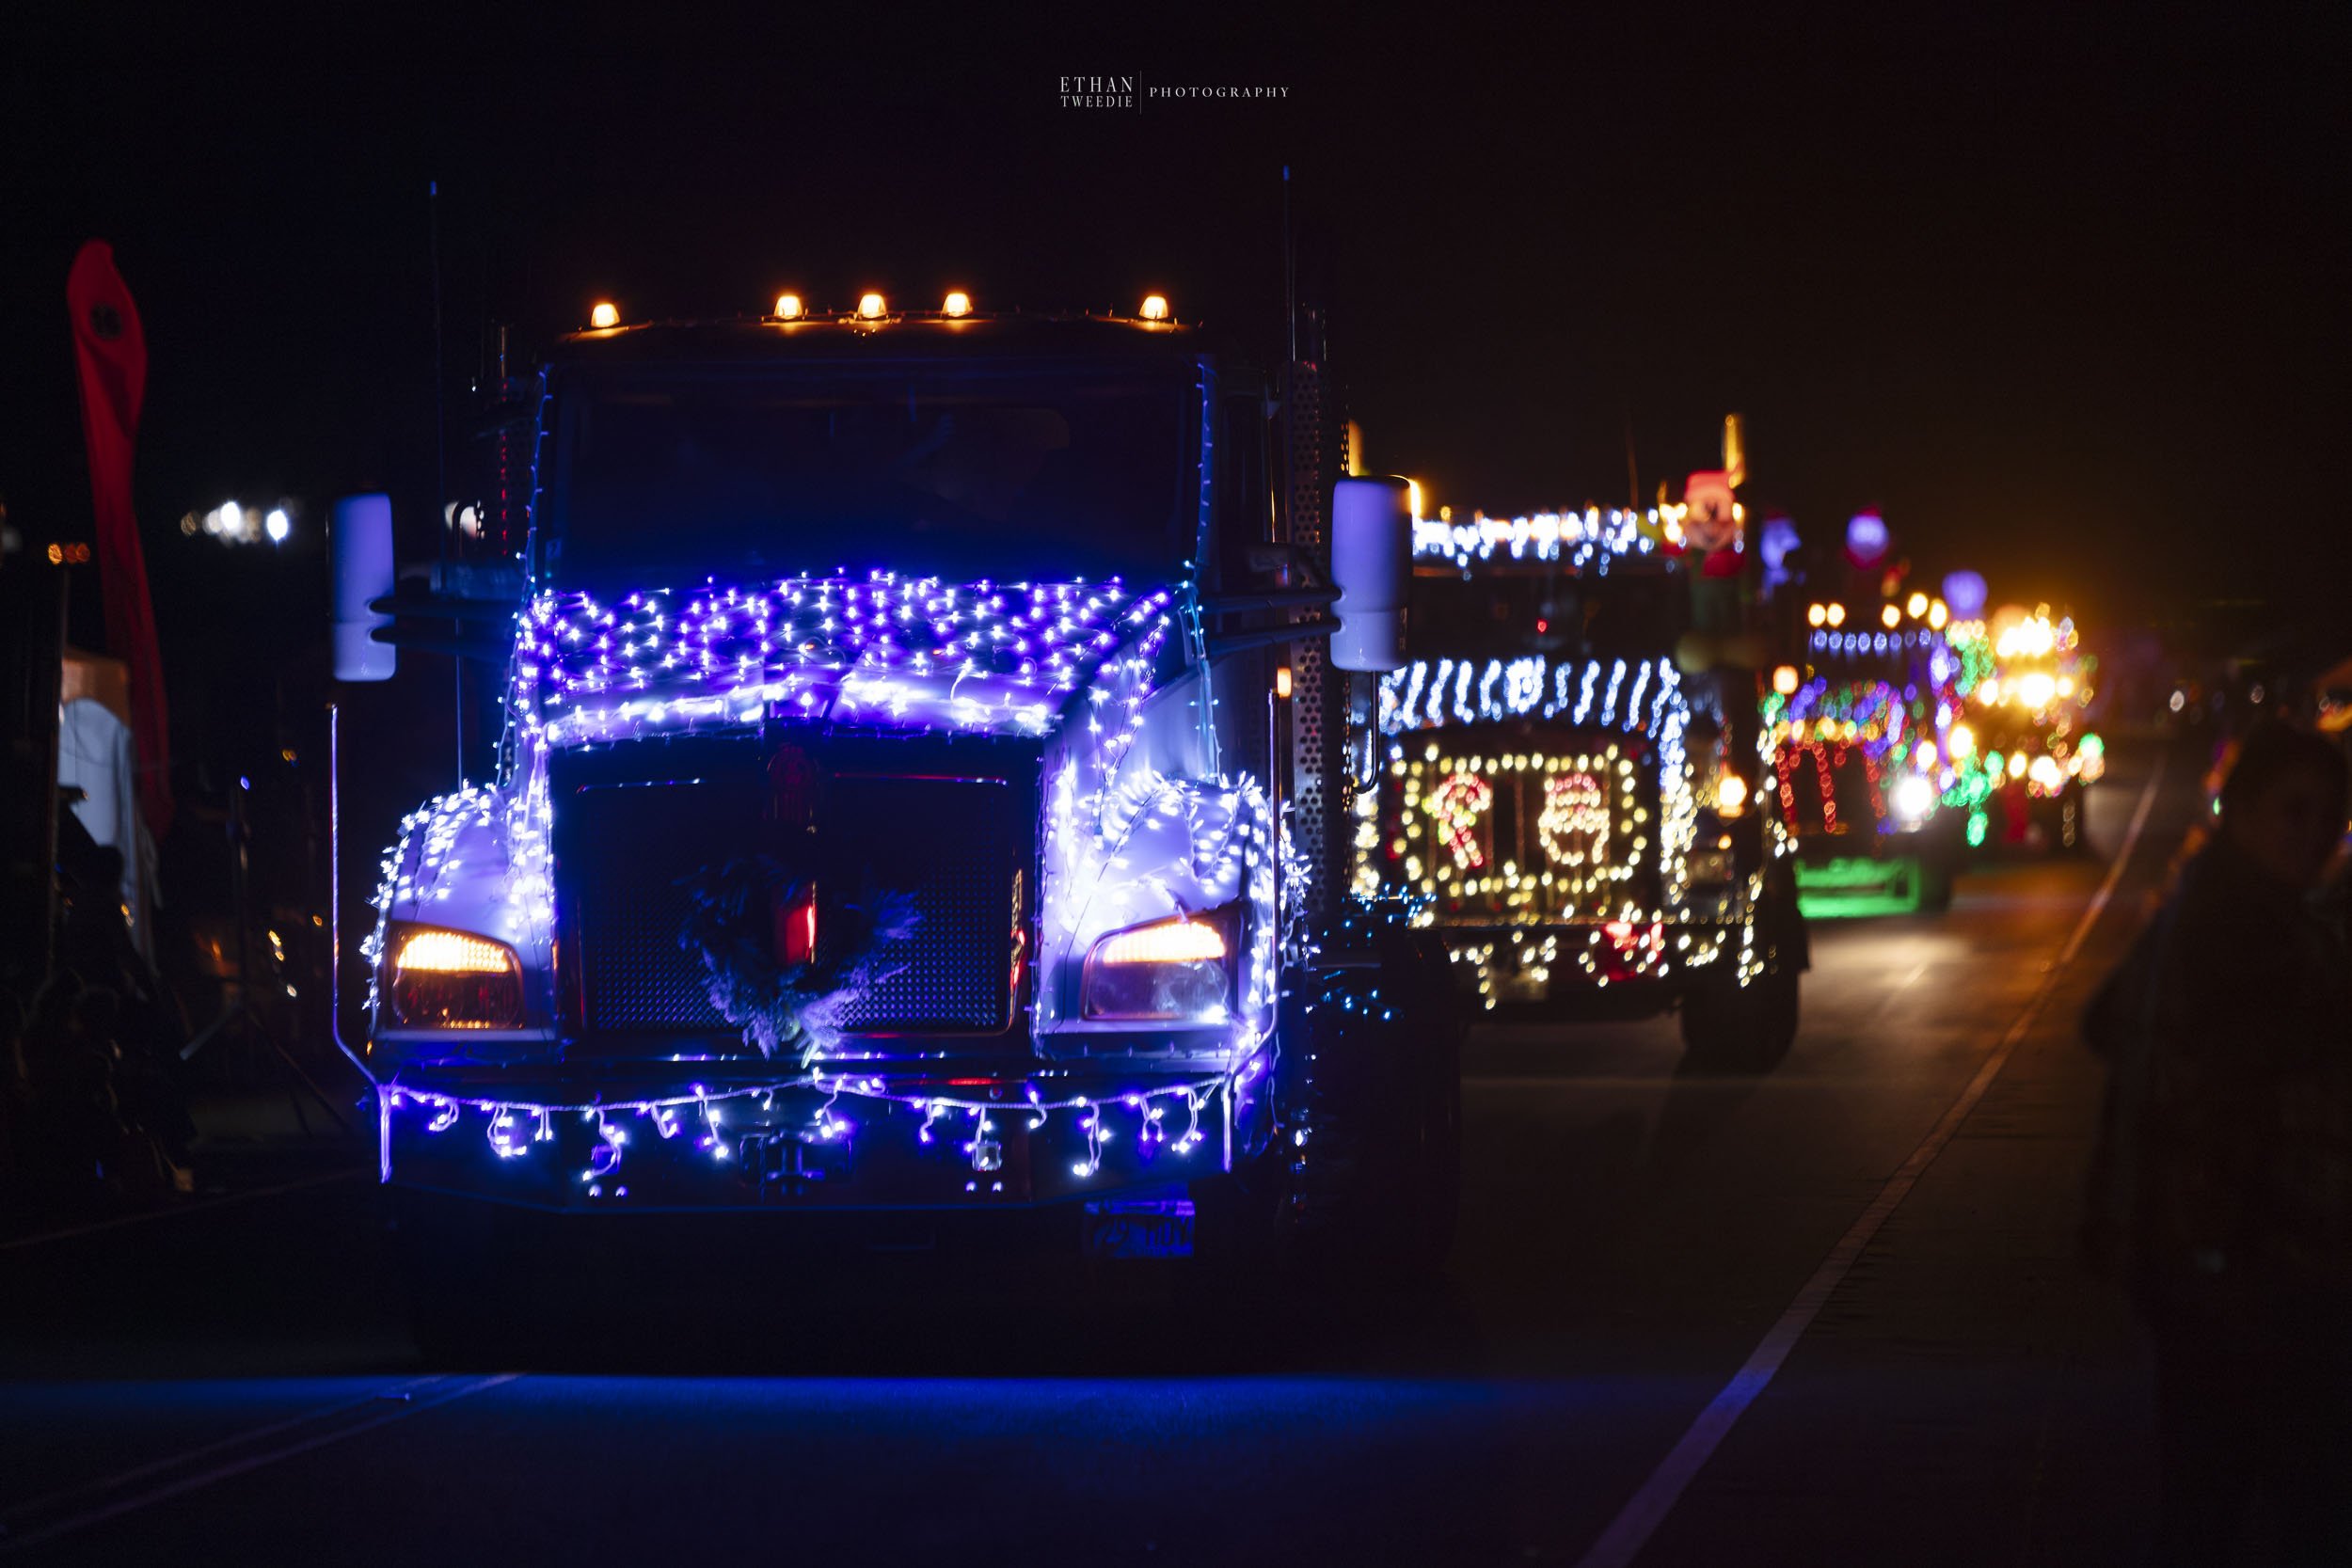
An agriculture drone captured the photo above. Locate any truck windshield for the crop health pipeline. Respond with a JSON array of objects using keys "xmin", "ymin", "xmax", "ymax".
[
  {"xmin": 1409, "ymin": 569, "xmax": 1688, "ymax": 660},
  {"xmin": 547, "ymin": 362, "xmax": 1196, "ymax": 586}
]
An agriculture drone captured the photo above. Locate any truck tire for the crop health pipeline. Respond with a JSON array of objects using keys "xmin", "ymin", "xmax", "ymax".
[
  {"xmin": 1290, "ymin": 1004, "xmax": 1461, "ymax": 1278},
  {"xmin": 1680, "ymin": 962, "xmax": 1801, "ymax": 1071},
  {"xmin": 391, "ymin": 1188, "xmax": 537, "ymax": 1368},
  {"xmin": 1680, "ymin": 876, "xmax": 1804, "ymax": 1071},
  {"xmin": 1918, "ymin": 855, "xmax": 1955, "ymax": 912},
  {"xmin": 1209, "ymin": 927, "xmax": 1463, "ymax": 1282}
]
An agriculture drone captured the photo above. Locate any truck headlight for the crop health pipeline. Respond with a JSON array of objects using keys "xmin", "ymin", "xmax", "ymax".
[
  {"xmin": 1081, "ymin": 910, "xmax": 1235, "ymax": 1022},
  {"xmin": 1892, "ymin": 774, "xmax": 1936, "ymax": 825},
  {"xmin": 386, "ymin": 923, "xmax": 524, "ymax": 1029}
]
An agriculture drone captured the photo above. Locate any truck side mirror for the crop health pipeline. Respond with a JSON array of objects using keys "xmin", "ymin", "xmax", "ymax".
[
  {"xmin": 1328, "ymin": 475, "xmax": 1412, "ymax": 672},
  {"xmin": 331, "ymin": 494, "xmax": 397, "ymax": 681}
]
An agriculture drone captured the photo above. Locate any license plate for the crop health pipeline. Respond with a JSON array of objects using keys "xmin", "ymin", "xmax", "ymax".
[
  {"xmin": 1082, "ymin": 1199, "xmax": 1195, "ymax": 1259},
  {"xmin": 739, "ymin": 1130, "xmax": 852, "ymax": 1191}
]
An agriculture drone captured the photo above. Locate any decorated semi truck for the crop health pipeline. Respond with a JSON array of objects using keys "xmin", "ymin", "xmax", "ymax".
[
  {"xmin": 332, "ymin": 294, "xmax": 1464, "ymax": 1344},
  {"xmin": 1941, "ymin": 605, "xmax": 2104, "ymax": 853},
  {"xmin": 1355, "ymin": 503, "xmax": 1806, "ymax": 1067},
  {"xmin": 1769, "ymin": 592, "xmax": 1969, "ymax": 915}
]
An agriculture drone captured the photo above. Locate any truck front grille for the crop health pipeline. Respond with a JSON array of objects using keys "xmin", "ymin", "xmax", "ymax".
[
  {"xmin": 553, "ymin": 736, "xmax": 1027, "ymax": 1046},
  {"xmin": 1774, "ymin": 740, "xmax": 1883, "ymax": 836},
  {"xmin": 1367, "ymin": 728, "xmax": 1662, "ymax": 925},
  {"xmin": 818, "ymin": 774, "xmax": 1017, "ymax": 1033},
  {"xmin": 564, "ymin": 772, "xmax": 754, "ymax": 1035}
]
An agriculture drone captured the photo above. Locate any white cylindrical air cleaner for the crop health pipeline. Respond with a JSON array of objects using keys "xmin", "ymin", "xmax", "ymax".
[
  {"xmin": 1329, "ymin": 475, "xmax": 1413, "ymax": 672},
  {"xmin": 331, "ymin": 493, "xmax": 397, "ymax": 681}
]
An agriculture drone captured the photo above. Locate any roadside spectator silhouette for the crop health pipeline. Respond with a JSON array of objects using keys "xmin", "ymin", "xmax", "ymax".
[{"xmin": 2085, "ymin": 721, "xmax": 2351, "ymax": 1564}]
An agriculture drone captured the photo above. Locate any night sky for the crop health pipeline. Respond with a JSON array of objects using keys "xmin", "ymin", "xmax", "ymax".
[{"xmin": 7, "ymin": 6, "xmax": 2346, "ymax": 641}]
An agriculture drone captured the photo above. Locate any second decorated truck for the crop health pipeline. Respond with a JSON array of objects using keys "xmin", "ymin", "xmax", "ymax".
[{"xmin": 1353, "ymin": 491, "xmax": 1807, "ymax": 1069}]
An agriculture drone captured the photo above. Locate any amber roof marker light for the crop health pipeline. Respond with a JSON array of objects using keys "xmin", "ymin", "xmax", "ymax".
[
  {"xmin": 773, "ymin": 293, "xmax": 803, "ymax": 320},
  {"xmin": 1139, "ymin": 293, "xmax": 1169, "ymax": 322},
  {"xmin": 942, "ymin": 291, "xmax": 972, "ymax": 317},
  {"xmin": 588, "ymin": 301, "xmax": 620, "ymax": 329},
  {"xmin": 857, "ymin": 292, "xmax": 887, "ymax": 320}
]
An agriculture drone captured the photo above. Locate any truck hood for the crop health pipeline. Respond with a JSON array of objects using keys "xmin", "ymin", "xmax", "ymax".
[
  {"xmin": 1378, "ymin": 654, "xmax": 1685, "ymax": 738},
  {"xmin": 516, "ymin": 575, "xmax": 1176, "ymax": 748}
]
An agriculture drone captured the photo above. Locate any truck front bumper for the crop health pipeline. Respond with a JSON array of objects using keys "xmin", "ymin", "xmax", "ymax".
[
  {"xmin": 1789, "ymin": 824, "xmax": 1951, "ymax": 916},
  {"xmin": 377, "ymin": 1063, "xmax": 1251, "ymax": 1214},
  {"xmin": 1437, "ymin": 918, "xmax": 1755, "ymax": 1009}
]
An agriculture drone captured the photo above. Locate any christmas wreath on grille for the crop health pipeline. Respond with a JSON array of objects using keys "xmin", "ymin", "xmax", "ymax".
[{"xmin": 675, "ymin": 857, "xmax": 917, "ymax": 1064}]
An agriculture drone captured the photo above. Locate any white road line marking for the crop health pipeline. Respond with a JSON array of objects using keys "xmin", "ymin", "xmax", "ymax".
[
  {"xmin": 1466, "ymin": 1076, "xmax": 1844, "ymax": 1092},
  {"xmin": 0, "ymin": 1374, "xmax": 521, "ymax": 1555},
  {"xmin": 0, "ymin": 1377, "xmax": 448, "ymax": 1528},
  {"xmin": 1572, "ymin": 759, "xmax": 2165, "ymax": 1568},
  {"xmin": 0, "ymin": 1169, "xmax": 365, "ymax": 1253}
]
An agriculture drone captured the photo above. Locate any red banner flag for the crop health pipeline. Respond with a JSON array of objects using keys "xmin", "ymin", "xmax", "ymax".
[{"xmin": 67, "ymin": 240, "xmax": 173, "ymax": 839}]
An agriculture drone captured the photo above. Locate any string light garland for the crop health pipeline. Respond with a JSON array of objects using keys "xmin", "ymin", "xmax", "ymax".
[
  {"xmin": 376, "ymin": 1068, "xmax": 1248, "ymax": 1193},
  {"xmin": 1411, "ymin": 507, "xmax": 1677, "ymax": 570},
  {"xmin": 1378, "ymin": 656, "xmax": 1681, "ymax": 738},
  {"xmin": 515, "ymin": 575, "xmax": 1174, "ymax": 747},
  {"xmin": 363, "ymin": 769, "xmax": 555, "ymax": 1018}
]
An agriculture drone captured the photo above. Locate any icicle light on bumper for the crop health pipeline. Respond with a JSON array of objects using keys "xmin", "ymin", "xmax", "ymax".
[{"xmin": 386, "ymin": 924, "xmax": 525, "ymax": 1028}]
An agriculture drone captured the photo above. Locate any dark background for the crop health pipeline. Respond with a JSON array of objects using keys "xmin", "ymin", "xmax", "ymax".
[{"xmin": 5, "ymin": 4, "xmax": 2346, "ymax": 661}]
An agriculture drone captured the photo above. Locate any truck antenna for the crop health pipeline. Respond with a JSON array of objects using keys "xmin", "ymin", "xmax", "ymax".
[
  {"xmin": 1282, "ymin": 164, "xmax": 1295, "ymax": 369},
  {"xmin": 1624, "ymin": 412, "xmax": 1640, "ymax": 511},
  {"xmin": 428, "ymin": 178, "xmax": 459, "ymax": 786}
]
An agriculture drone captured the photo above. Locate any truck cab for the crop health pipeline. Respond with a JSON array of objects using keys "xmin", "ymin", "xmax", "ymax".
[
  {"xmin": 346, "ymin": 299, "xmax": 1462, "ymax": 1333},
  {"xmin": 1355, "ymin": 509, "xmax": 1805, "ymax": 1066}
]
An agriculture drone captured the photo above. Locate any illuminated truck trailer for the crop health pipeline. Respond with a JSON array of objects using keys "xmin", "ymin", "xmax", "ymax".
[
  {"xmin": 333, "ymin": 295, "xmax": 1464, "ymax": 1346},
  {"xmin": 1354, "ymin": 509, "xmax": 1806, "ymax": 1067}
]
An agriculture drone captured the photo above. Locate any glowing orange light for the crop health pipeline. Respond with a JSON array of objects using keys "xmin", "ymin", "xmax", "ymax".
[
  {"xmin": 394, "ymin": 928, "xmax": 516, "ymax": 975},
  {"xmin": 1095, "ymin": 919, "xmax": 1226, "ymax": 965},
  {"xmin": 857, "ymin": 293, "xmax": 886, "ymax": 319},
  {"xmin": 942, "ymin": 291, "xmax": 972, "ymax": 317},
  {"xmin": 589, "ymin": 301, "xmax": 620, "ymax": 329},
  {"xmin": 773, "ymin": 293, "xmax": 803, "ymax": 319},
  {"xmin": 1139, "ymin": 294, "xmax": 1169, "ymax": 321}
]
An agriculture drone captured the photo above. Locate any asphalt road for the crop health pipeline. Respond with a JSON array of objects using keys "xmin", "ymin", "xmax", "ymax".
[{"xmin": 0, "ymin": 739, "xmax": 2188, "ymax": 1566}]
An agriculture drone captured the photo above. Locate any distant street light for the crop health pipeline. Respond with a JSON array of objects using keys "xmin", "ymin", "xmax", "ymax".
[{"xmin": 190, "ymin": 499, "xmax": 299, "ymax": 546}]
